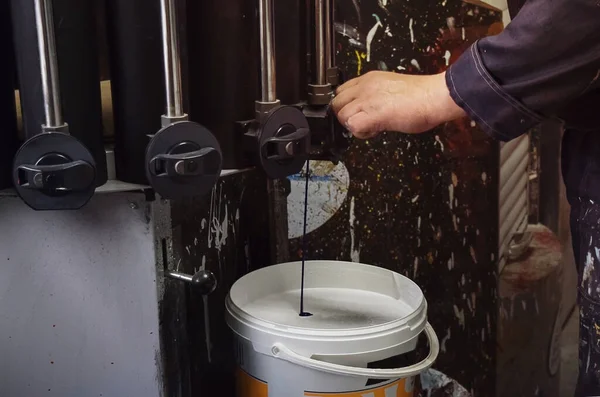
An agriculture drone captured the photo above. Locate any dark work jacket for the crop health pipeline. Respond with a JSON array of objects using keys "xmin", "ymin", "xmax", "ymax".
[{"xmin": 447, "ymin": 0, "xmax": 600, "ymax": 201}]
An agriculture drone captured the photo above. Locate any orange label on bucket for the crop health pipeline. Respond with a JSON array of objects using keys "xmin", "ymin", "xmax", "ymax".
[
  {"xmin": 305, "ymin": 378, "xmax": 413, "ymax": 397},
  {"xmin": 236, "ymin": 368, "xmax": 268, "ymax": 397}
]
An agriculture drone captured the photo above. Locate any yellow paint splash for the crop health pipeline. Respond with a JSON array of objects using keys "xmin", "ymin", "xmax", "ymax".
[{"xmin": 355, "ymin": 50, "xmax": 366, "ymax": 76}]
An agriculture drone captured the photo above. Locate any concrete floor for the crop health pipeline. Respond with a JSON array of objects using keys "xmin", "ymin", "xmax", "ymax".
[{"xmin": 560, "ymin": 308, "xmax": 579, "ymax": 397}]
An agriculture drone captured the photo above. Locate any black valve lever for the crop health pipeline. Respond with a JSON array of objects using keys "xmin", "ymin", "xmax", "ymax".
[
  {"xmin": 149, "ymin": 146, "xmax": 221, "ymax": 178},
  {"xmin": 146, "ymin": 122, "xmax": 223, "ymax": 200},
  {"xmin": 263, "ymin": 127, "xmax": 310, "ymax": 161},
  {"xmin": 12, "ymin": 132, "xmax": 97, "ymax": 210},
  {"xmin": 18, "ymin": 159, "xmax": 95, "ymax": 192}
]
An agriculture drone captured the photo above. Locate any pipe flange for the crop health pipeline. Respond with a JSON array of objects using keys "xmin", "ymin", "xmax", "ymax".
[
  {"xmin": 257, "ymin": 106, "xmax": 310, "ymax": 179},
  {"xmin": 146, "ymin": 121, "xmax": 223, "ymax": 199},
  {"xmin": 12, "ymin": 132, "xmax": 97, "ymax": 211}
]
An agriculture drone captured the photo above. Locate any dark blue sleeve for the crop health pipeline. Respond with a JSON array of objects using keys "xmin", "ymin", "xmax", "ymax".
[{"xmin": 446, "ymin": 0, "xmax": 600, "ymax": 141}]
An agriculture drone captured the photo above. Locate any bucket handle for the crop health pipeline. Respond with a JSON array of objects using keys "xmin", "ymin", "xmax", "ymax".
[{"xmin": 271, "ymin": 323, "xmax": 439, "ymax": 379}]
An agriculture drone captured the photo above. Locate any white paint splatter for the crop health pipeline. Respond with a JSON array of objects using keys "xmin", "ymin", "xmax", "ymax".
[
  {"xmin": 470, "ymin": 246, "xmax": 477, "ymax": 263},
  {"xmin": 417, "ymin": 216, "xmax": 422, "ymax": 231},
  {"xmin": 441, "ymin": 328, "xmax": 451, "ymax": 353},
  {"xmin": 583, "ymin": 250, "xmax": 594, "ymax": 294},
  {"xmin": 413, "ymin": 257, "xmax": 419, "ymax": 278},
  {"xmin": 409, "ymin": 18, "xmax": 415, "ymax": 43},
  {"xmin": 412, "ymin": 195, "xmax": 419, "ymax": 203},
  {"xmin": 453, "ymin": 305, "xmax": 465, "ymax": 329},
  {"xmin": 449, "ymin": 184, "xmax": 454, "ymax": 209},
  {"xmin": 481, "ymin": 172, "xmax": 488, "ymax": 183},
  {"xmin": 349, "ymin": 197, "xmax": 361, "ymax": 262},
  {"xmin": 462, "ymin": 27, "xmax": 466, "ymax": 40},
  {"xmin": 397, "ymin": 65, "xmax": 406, "ymax": 71},
  {"xmin": 435, "ymin": 135, "xmax": 445, "ymax": 151},
  {"xmin": 443, "ymin": 50, "xmax": 451, "ymax": 66},
  {"xmin": 410, "ymin": 59, "xmax": 421, "ymax": 70},
  {"xmin": 366, "ymin": 16, "xmax": 383, "ymax": 62}
]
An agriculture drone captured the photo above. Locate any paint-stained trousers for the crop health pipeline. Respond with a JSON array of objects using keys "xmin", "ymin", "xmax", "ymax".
[
  {"xmin": 563, "ymin": 130, "xmax": 600, "ymax": 396},
  {"xmin": 570, "ymin": 199, "xmax": 600, "ymax": 396}
]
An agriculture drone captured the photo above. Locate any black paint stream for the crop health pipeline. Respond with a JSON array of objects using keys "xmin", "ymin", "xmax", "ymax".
[{"xmin": 299, "ymin": 160, "xmax": 313, "ymax": 317}]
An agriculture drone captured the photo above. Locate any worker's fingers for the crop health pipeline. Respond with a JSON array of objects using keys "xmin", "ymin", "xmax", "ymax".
[
  {"xmin": 331, "ymin": 84, "xmax": 361, "ymax": 114},
  {"xmin": 335, "ymin": 76, "xmax": 361, "ymax": 94},
  {"xmin": 336, "ymin": 99, "xmax": 363, "ymax": 129},
  {"xmin": 346, "ymin": 111, "xmax": 380, "ymax": 139}
]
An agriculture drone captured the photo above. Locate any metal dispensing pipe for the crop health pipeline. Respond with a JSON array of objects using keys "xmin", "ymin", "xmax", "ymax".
[
  {"xmin": 145, "ymin": 0, "xmax": 223, "ymax": 200},
  {"xmin": 160, "ymin": 0, "xmax": 184, "ymax": 122},
  {"xmin": 147, "ymin": 0, "xmax": 221, "ymax": 294},
  {"xmin": 35, "ymin": 0, "xmax": 64, "ymax": 131},
  {"xmin": 308, "ymin": 0, "xmax": 338, "ymax": 105},
  {"xmin": 259, "ymin": 0, "xmax": 278, "ymax": 104},
  {"xmin": 244, "ymin": 0, "xmax": 312, "ymax": 179},
  {"xmin": 11, "ymin": 0, "xmax": 97, "ymax": 210},
  {"xmin": 302, "ymin": 0, "xmax": 350, "ymax": 162}
]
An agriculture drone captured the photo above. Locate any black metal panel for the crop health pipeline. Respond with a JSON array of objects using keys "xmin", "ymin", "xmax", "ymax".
[
  {"xmin": 10, "ymin": 0, "xmax": 108, "ymax": 186},
  {"xmin": 105, "ymin": 0, "xmax": 164, "ymax": 184},
  {"xmin": 53, "ymin": 0, "xmax": 108, "ymax": 186},
  {"xmin": 166, "ymin": 171, "xmax": 272, "ymax": 396},
  {"xmin": 0, "ymin": 0, "xmax": 19, "ymax": 190},
  {"xmin": 185, "ymin": 0, "xmax": 260, "ymax": 169},
  {"xmin": 275, "ymin": 0, "xmax": 306, "ymax": 105},
  {"xmin": 10, "ymin": 0, "xmax": 45, "ymax": 138}
]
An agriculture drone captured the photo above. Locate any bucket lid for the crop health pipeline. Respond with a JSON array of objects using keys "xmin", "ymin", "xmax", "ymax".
[{"xmin": 226, "ymin": 261, "xmax": 428, "ymax": 357}]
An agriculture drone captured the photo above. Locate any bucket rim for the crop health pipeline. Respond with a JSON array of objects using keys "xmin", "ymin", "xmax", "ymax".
[
  {"xmin": 226, "ymin": 260, "xmax": 428, "ymax": 339},
  {"xmin": 226, "ymin": 293, "xmax": 427, "ymax": 339}
]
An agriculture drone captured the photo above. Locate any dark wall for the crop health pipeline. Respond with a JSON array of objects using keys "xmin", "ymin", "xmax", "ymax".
[{"xmin": 287, "ymin": 1, "xmax": 502, "ymax": 395}]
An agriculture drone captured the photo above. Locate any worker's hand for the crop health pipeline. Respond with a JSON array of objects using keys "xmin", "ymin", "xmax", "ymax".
[{"xmin": 331, "ymin": 71, "xmax": 465, "ymax": 139}]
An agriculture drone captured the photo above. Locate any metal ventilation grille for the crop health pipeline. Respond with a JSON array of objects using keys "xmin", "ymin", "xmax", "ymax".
[{"xmin": 499, "ymin": 133, "xmax": 530, "ymax": 269}]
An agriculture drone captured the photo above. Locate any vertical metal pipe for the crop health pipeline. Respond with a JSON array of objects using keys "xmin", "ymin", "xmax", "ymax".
[
  {"xmin": 33, "ymin": 0, "xmax": 63, "ymax": 128},
  {"xmin": 324, "ymin": 0, "xmax": 333, "ymax": 70},
  {"xmin": 11, "ymin": 0, "xmax": 108, "ymax": 185},
  {"xmin": 314, "ymin": 0, "xmax": 327, "ymax": 85},
  {"xmin": 160, "ymin": 0, "xmax": 184, "ymax": 118},
  {"xmin": 259, "ymin": 0, "xmax": 277, "ymax": 102}
]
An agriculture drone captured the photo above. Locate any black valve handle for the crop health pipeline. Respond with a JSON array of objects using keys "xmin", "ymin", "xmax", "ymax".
[
  {"xmin": 17, "ymin": 160, "xmax": 95, "ymax": 192},
  {"xmin": 149, "ymin": 147, "xmax": 221, "ymax": 178},
  {"xmin": 256, "ymin": 106, "xmax": 311, "ymax": 179},
  {"xmin": 146, "ymin": 121, "xmax": 223, "ymax": 199},
  {"xmin": 12, "ymin": 132, "xmax": 97, "ymax": 210},
  {"xmin": 263, "ymin": 127, "xmax": 310, "ymax": 161}
]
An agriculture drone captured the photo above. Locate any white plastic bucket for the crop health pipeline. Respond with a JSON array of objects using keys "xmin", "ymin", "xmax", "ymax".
[{"xmin": 225, "ymin": 260, "xmax": 439, "ymax": 397}]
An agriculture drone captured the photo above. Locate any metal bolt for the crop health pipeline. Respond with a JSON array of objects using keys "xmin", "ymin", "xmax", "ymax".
[
  {"xmin": 174, "ymin": 160, "xmax": 185, "ymax": 175},
  {"xmin": 285, "ymin": 142, "xmax": 294, "ymax": 156},
  {"xmin": 33, "ymin": 173, "xmax": 44, "ymax": 188}
]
